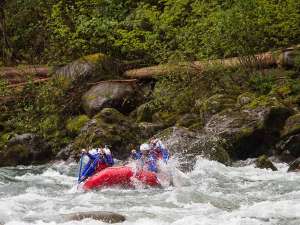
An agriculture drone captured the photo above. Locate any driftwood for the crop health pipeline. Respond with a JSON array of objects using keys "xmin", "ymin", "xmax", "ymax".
[{"xmin": 124, "ymin": 46, "xmax": 300, "ymax": 79}]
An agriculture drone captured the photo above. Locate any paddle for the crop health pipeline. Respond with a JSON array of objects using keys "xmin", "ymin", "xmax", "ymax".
[{"xmin": 77, "ymin": 153, "xmax": 83, "ymax": 187}]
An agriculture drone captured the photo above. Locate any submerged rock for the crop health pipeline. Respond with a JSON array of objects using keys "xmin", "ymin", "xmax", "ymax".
[
  {"xmin": 0, "ymin": 133, "xmax": 53, "ymax": 167},
  {"xmin": 82, "ymin": 81, "xmax": 139, "ymax": 115},
  {"xmin": 255, "ymin": 155, "xmax": 277, "ymax": 171},
  {"xmin": 63, "ymin": 211, "xmax": 125, "ymax": 223}
]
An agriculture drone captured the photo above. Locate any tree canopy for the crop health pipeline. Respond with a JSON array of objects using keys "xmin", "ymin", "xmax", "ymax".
[{"xmin": 1, "ymin": 0, "xmax": 300, "ymax": 65}]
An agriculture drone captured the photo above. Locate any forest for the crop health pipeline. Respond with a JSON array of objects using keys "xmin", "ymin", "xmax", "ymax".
[{"xmin": 1, "ymin": 0, "xmax": 300, "ymax": 66}]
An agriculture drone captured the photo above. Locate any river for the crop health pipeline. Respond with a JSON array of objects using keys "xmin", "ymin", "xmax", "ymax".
[{"xmin": 0, "ymin": 157, "xmax": 300, "ymax": 225}]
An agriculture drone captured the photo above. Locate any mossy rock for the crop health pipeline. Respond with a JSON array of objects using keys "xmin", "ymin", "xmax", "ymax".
[
  {"xmin": 195, "ymin": 94, "xmax": 236, "ymax": 124},
  {"xmin": 0, "ymin": 144, "xmax": 31, "ymax": 166},
  {"xmin": 136, "ymin": 102, "xmax": 159, "ymax": 122},
  {"xmin": 82, "ymin": 81, "xmax": 139, "ymax": 116},
  {"xmin": 66, "ymin": 115, "xmax": 90, "ymax": 135},
  {"xmin": 271, "ymin": 85, "xmax": 292, "ymax": 98},
  {"xmin": 282, "ymin": 113, "xmax": 300, "ymax": 137},
  {"xmin": 64, "ymin": 108, "xmax": 142, "ymax": 159},
  {"xmin": 236, "ymin": 92, "xmax": 255, "ymax": 107},
  {"xmin": 243, "ymin": 95, "xmax": 281, "ymax": 110},
  {"xmin": 255, "ymin": 155, "xmax": 277, "ymax": 171},
  {"xmin": 152, "ymin": 111, "xmax": 178, "ymax": 127},
  {"xmin": 0, "ymin": 133, "xmax": 53, "ymax": 167},
  {"xmin": 138, "ymin": 122, "xmax": 166, "ymax": 139},
  {"xmin": 54, "ymin": 53, "xmax": 121, "ymax": 88},
  {"xmin": 0, "ymin": 132, "xmax": 13, "ymax": 149},
  {"xmin": 176, "ymin": 113, "xmax": 202, "ymax": 129}
]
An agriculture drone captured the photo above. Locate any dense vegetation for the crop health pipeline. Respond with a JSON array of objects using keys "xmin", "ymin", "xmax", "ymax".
[
  {"xmin": 1, "ymin": 0, "xmax": 300, "ymax": 65},
  {"xmin": 1, "ymin": 0, "xmax": 300, "ymax": 165}
]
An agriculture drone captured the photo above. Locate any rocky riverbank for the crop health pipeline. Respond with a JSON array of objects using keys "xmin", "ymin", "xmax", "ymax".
[{"xmin": 1, "ymin": 47, "xmax": 300, "ymax": 171}]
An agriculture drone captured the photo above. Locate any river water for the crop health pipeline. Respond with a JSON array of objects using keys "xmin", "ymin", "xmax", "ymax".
[{"xmin": 0, "ymin": 157, "xmax": 300, "ymax": 225}]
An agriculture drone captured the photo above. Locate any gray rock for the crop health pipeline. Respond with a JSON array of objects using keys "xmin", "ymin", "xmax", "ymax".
[
  {"xmin": 59, "ymin": 108, "xmax": 142, "ymax": 160},
  {"xmin": 0, "ymin": 133, "xmax": 53, "ymax": 167},
  {"xmin": 281, "ymin": 113, "xmax": 300, "ymax": 137},
  {"xmin": 276, "ymin": 134, "xmax": 300, "ymax": 160},
  {"xmin": 204, "ymin": 105, "xmax": 292, "ymax": 159},
  {"xmin": 82, "ymin": 81, "xmax": 138, "ymax": 116},
  {"xmin": 176, "ymin": 113, "xmax": 201, "ymax": 128},
  {"xmin": 54, "ymin": 53, "xmax": 120, "ymax": 87},
  {"xmin": 138, "ymin": 122, "xmax": 166, "ymax": 139},
  {"xmin": 63, "ymin": 211, "xmax": 125, "ymax": 223},
  {"xmin": 154, "ymin": 127, "xmax": 231, "ymax": 170}
]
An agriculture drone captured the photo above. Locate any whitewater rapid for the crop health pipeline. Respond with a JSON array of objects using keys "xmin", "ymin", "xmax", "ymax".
[{"xmin": 0, "ymin": 158, "xmax": 300, "ymax": 225}]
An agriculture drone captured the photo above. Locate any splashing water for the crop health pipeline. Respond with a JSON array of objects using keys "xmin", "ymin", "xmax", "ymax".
[{"xmin": 0, "ymin": 157, "xmax": 300, "ymax": 225}]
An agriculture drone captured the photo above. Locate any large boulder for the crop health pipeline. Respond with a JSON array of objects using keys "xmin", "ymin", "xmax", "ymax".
[
  {"xmin": 204, "ymin": 103, "xmax": 292, "ymax": 160},
  {"xmin": 57, "ymin": 108, "xmax": 142, "ymax": 160},
  {"xmin": 82, "ymin": 81, "xmax": 139, "ymax": 115},
  {"xmin": 54, "ymin": 53, "xmax": 120, "ymax": 87},
  {"xmin": 274, "ymin": 114, "xmax": 300, "ymax": 162},
  {"xmin": 195, "ymin": 94, "xmax": 236, "ymax": 124},
  {"xmin": 138, "ymin": 122, "xmax": 166, "ymax": 139},
  {"xmin": 176, "ymin": 113, "xmax": 202, "ymax": 129},
  {"xmin": 281, "ymin": 113, "xmax": 300, "ymax": 137},
  {"xmin": 136, "ymin": 101, "xmax": 159, "ymax": 122},
  {"xmin": 153, "ymin": 127, "xmax": 231, "ymax": 170},
  {"xmin": 0, "ymin": 133, "xmax": 53, "ymax": 167},
  {"xmin": 276, "ymin": 134, "xmax": 300, "ymax": 161}
]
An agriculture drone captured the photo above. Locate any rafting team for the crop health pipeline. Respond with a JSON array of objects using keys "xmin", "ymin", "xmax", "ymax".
[{"xmin": 78, "ymin": 138, "xmax": 170, "ymax": 183}]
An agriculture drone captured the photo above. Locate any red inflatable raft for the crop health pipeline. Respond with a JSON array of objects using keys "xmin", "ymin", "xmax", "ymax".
[{"xmin": 83, "ymin": 166, "xmax": 160, "ymax": 190}]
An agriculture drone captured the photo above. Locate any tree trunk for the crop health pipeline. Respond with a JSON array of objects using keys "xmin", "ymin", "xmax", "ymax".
[{"xmin": 0, "ymin": 1, "xmax": 13, "ymax": 65}]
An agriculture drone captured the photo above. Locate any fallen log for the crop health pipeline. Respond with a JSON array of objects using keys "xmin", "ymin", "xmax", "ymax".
[
  {"xmin": 0, "ymin": 66, "xmax": 50, "ymax": 78},
  {"xmin": 124, "ymin": 45, "xmax": 300, "ymax": 79}
]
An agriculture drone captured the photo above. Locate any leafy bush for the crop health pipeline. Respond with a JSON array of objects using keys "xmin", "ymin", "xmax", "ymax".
[
  {"xmin": 249, "ymin": 72, "xmax": 275, "ymax": 95},
  {"xmin": 1, "ymin": 0, "xmax": 300, "ymax": 64},
  {"xmin": 66, "ymin": 115, "xmax": 90, "ymax": 135}
]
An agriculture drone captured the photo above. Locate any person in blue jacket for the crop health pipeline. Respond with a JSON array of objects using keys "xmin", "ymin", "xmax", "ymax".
[
  {"xmin": 78, "ymin": 146, "xmax": 114, "ymax": 183},
  {"xmin": 131, "ymin": 139, "xmax": 169, "ymax": 173}
]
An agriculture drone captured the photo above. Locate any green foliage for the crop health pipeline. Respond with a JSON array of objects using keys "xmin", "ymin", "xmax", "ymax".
[
  {"xmin": 3, "ymin": 78, "xmax": 71, "ymax": 151},
  {"xmin": 0, "ymin": 78, "xmax": 11, "ymax": 96},
  {"xmin": 1, "ymin": 0, "xmax": 300, "ymax": 64},
  {"xmin": 66, "ymin": 115, "xmax": 89, "ymax": 134},
  {"xmin": 152, "ymin": 72, "xmax": 197, "ymax": 114},
  {"xmin": 249, "ymin": 72, "xmax": 275, "ymax": 95}
]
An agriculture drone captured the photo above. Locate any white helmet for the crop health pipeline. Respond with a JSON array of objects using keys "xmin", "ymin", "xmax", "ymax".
[
  {"xmin": 140, "ymin": 143, "xmax": 150, "ymax": 151},
  {"xmin": 89, "ymin": 148, "xmax": 98, "ymax": 155}
]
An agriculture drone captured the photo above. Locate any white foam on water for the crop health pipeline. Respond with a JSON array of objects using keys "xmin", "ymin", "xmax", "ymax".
[{"xmin": 1, "ymin": 157, "xmax": 300, "ymax": 225}]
